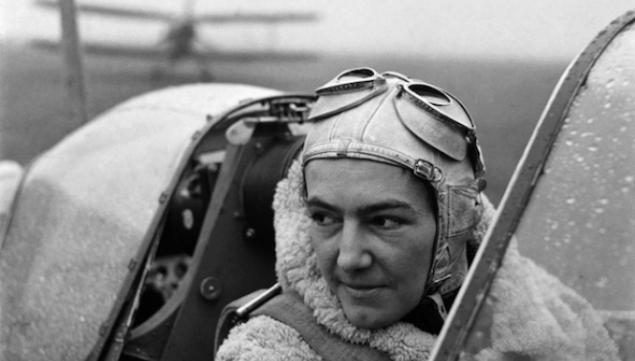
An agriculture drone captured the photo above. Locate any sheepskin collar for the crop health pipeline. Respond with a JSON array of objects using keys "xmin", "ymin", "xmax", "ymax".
[{"xmin": 272, "ymin": 161, "xmax": 494, "ymax": 361}]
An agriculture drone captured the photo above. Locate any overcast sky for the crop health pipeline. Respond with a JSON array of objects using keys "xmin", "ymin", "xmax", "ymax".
[{"xmin": 2, "ymin": 1, "xmax": 634, "ymax": 61}]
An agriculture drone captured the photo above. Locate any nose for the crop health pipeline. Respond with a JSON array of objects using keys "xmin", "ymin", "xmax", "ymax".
[{"xmin": 336, "ymin": 220, "xmax": 372, "ymax": 272}]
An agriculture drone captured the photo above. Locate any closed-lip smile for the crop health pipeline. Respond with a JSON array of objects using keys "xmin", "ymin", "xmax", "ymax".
[{"xmin": 340, "ymin": 282, "xmax": 384, "ymax": 297}]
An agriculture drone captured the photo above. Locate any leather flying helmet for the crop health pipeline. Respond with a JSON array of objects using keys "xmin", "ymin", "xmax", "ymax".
[{"xmin": 302, "ymin": 67, "xmax": 487, "ymax": 295}]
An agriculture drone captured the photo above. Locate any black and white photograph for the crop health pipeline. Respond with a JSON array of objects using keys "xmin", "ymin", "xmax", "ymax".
[{"xmin": 1, "ymin": 1, "xmax": 633, "ymax": 360}]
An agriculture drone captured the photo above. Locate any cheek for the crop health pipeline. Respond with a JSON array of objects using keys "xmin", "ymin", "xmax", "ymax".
[
  {"xmin": 393, "ymin": 247, "xmax": 429, "ymax": 275},
  {"xmin": 411, "ymin": 218, "xmax": 436, "ymax": 271},
  {"xmin": 309, "ymin": 231, "xmax": 336, "ymax": 274},
  {"xmin": 392, "ymin": 235, "xmax": 435, "ymax": 286},
  {"xmin": 390, "ymin": 250, "xmax": 430, "ymax": 310}
]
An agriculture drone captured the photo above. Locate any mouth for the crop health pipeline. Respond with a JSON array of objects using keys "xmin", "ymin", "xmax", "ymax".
[{"xmin": 340, "ymin": 283, "xmax": 385, "ymax": 298}]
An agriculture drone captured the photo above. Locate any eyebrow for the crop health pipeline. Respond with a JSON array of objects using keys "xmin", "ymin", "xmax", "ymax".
[
  {"xmin": 305, "ymin": 196, "xmax": 417, "ymax": 215},
  {"xmin": 305, "ymin": 197, "xmax": 340, "ymax": 212}
]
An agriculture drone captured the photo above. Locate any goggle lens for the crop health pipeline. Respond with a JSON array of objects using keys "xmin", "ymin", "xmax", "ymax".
[
  {"xmin": 315, "ymin": 67, "xmax": 386, "ymax": 95},
  {"xmin": 406, "ymin": 83, "xmax": 452, "ymax": 106}
]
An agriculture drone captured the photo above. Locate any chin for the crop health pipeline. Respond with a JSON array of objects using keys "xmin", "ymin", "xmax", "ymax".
[{"xmin": 343, "ymin": 305, "xmax": 390, "ymax": 329}]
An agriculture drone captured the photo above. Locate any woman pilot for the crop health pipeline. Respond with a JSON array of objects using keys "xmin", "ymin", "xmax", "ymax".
[{"xmin": 216, "ymin": 68, "xmax": 618, "ymax": 361}]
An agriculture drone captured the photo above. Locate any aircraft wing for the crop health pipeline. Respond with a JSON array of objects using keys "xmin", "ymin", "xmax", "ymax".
[
  {"xmin": 31, "ymin": 38, "xmax": 165, "ymax": 59},
  {"xmin": 31, "ymin": 38, "xmax": 317, "ymax": 62},
  {"xmin": 193, "ymin": 12, "xmax": 319, "ymax": 24},
  {"xmin": 35, "ymin": 0, "xmax": 174, "ymax": 21},
  {"xmin": 35, "ymin": 0, "xmax": 317, "ymax": 24}
]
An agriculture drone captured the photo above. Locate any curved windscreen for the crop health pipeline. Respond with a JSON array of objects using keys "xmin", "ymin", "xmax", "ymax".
[{"xmin": 433, "ymin": 12, "xmax": 635, "ymax": 361}]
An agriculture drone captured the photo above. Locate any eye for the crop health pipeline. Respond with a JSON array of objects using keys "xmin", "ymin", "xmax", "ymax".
[
  {"xmin": 369, "ymin": 216, "xmax": 402, "ymax": 230},
  {"xmin": 310, "ymin": 211, "xmax": 338, "ymax": 227}
]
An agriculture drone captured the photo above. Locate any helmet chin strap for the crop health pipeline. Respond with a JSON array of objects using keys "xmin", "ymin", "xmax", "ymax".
[
  {"xmin": 419, "ymin": 180, "xmax": 446, "ymax": 297},
  {"xmin": 404, "ymin": 289, "xmax": 455, "ymax": 334},
  {"xmin": 427, "ymin": 293, "xmax": 449, "ymax": 320}
]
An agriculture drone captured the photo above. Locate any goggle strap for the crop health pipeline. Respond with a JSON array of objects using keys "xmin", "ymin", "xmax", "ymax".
[
  {"xmin": 308, "ymin": 85, "xmax": 388, "ymax": 122},
  {"xmin": 316, "ymin": 78, "xmax": 377, "ymax": 95}
]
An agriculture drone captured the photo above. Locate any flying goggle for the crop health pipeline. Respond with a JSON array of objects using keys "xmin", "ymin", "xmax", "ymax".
[{"xmin": 308, "ymin": 67, "xmax": 485, "ymax": 178}]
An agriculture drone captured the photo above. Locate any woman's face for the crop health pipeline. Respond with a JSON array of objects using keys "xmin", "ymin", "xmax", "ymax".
[{"xmin": 305, "ymin": 158, "xmax": 437, "ymax": 329}]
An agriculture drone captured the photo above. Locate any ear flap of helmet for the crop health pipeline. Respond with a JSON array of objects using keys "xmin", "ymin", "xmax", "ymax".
[
  {"xmin": 446, "ymin": 184, "xmax": 481, "ymax": 237},
  {"xmin": 428, "ymin": 183, "xmax": 483, "ymax": 294}
]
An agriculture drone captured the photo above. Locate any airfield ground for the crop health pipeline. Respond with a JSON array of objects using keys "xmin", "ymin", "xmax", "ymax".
[{"xmin": 0, "ymin": 43, "xmax": 566, "ymax": 203}]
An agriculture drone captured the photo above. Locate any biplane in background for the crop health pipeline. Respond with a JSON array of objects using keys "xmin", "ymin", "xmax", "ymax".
[{"xmin": 32, "ymin": 0, "xmax": 320, "ymax": 80}]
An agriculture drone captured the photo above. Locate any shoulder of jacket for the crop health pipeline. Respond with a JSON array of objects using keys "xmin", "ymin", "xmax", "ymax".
[{"xmin": 216, "ymin": 314, "xmax": 323, "ymax": 361}]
